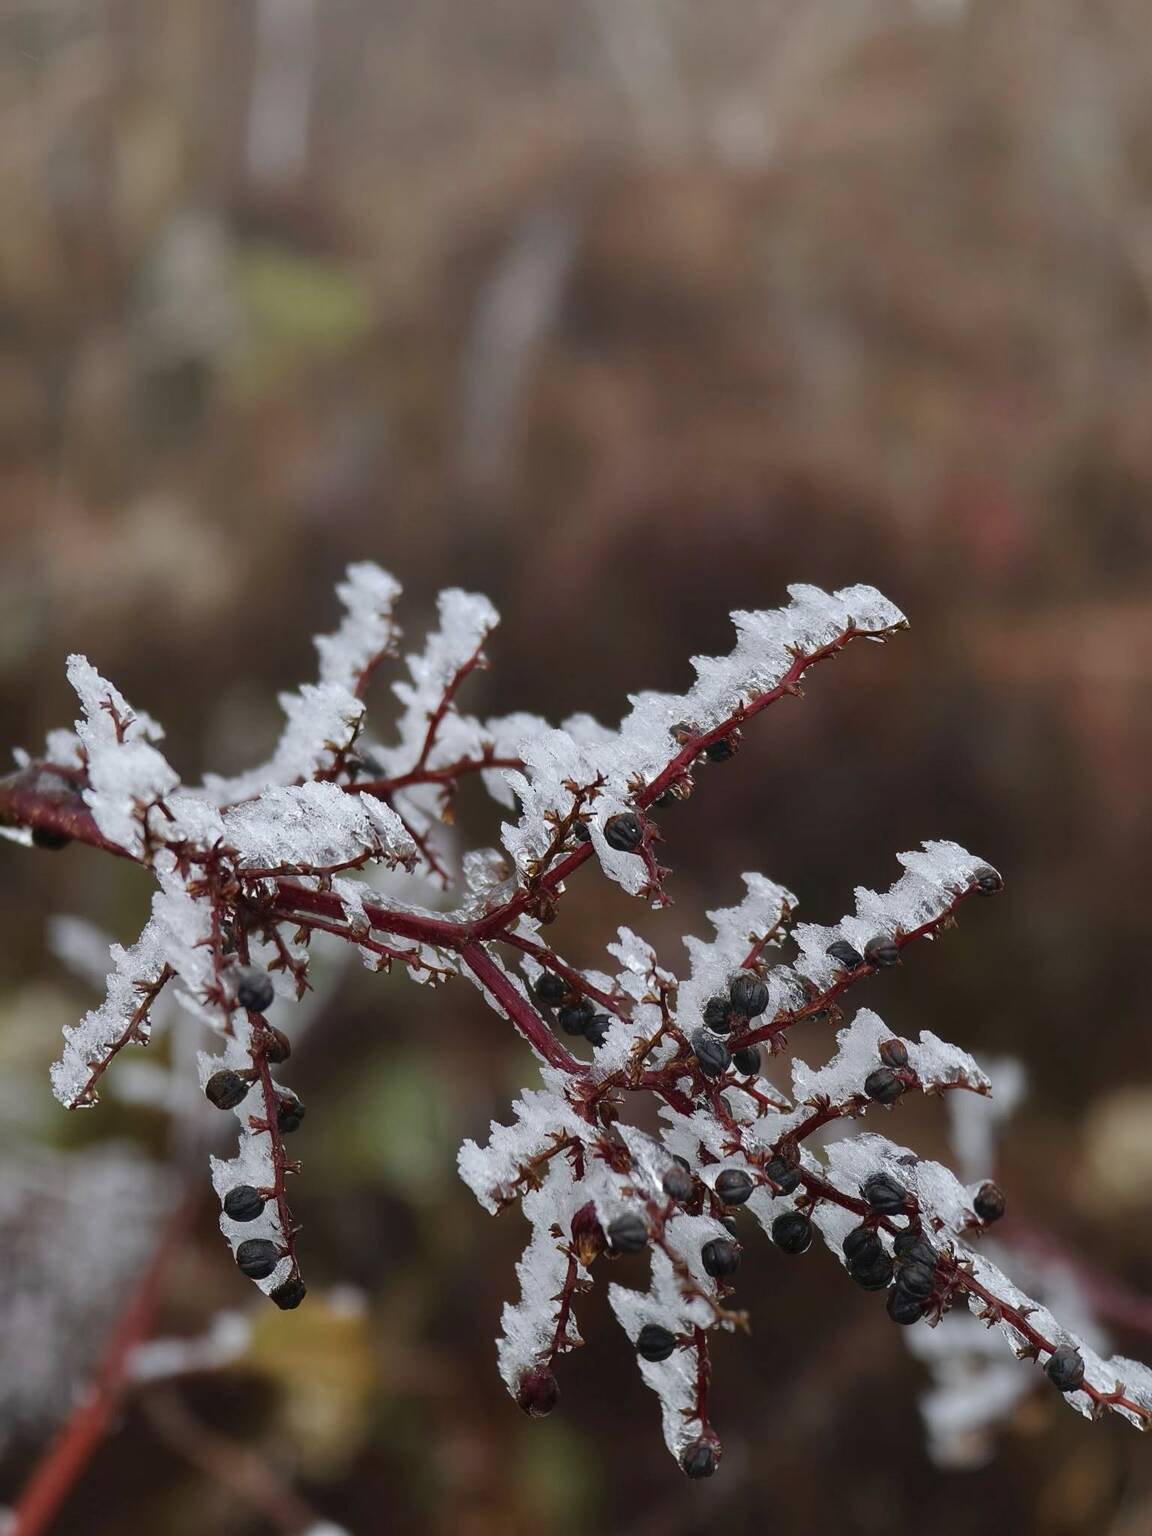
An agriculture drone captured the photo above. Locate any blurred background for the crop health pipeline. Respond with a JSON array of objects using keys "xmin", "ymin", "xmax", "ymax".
[{"xmin": 2, "ymin": 0, "xmax": 1151, "ymax": 1531}]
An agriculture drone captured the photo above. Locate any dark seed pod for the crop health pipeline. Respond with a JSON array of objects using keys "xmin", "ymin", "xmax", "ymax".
[
  {"xmin": 887, "ymin": 1286, "xmax": 928, "ymax": 1325},
  {"xmin": 878, "ymin": 1037, "xmax": 909, "ymax": 1069},
  {"xmin": 893, "ymin": 1230, "xmax": 937, "ymax": 1268},
  {"xmin": 973, "ymin": 1181, "xmax": 1006, "ymax": 1224},
  {"xmin": 972, "ymin": 864, "xmax": 1004, "ymax": 896},
  {"xmin": 235, "ymin": 967, "xmax": 275, "ymax": 1013},
  {"xmin": 276, "ymin": 1094, "xmax": 306, "ymax": 1134},
  {"xmin": 572, "ymin": 820, "xmax": 591, "ymax": 843},
  {"xmin": 826, "ymin": 939, "xmax": 863, "ymax": 971},
  {"xmin": 720, "ymin": 1215, "xmax": 739, "ymax": 1236},
  {"xmin": 607, "ymin": 1213, "xmax": 649, "ymax": 1254},
  {"xmin": 205, "ymin": 1070, "xmax": 252, "ymax": 1111},
  {"xmin": 558, "ymin": 999, "xmax": 595, "ymax": 1036},
  {"xmin": 1045, "ymin": 1344, "xmax": 1085, "ymax": 1393},
  {"xmin": 584, "ymin": 1014, "xmax": 611, "ymax": 1048},
  {"xmin": 729, "ymin": 972, "xmax": 770, "ymax": 1018},
  {"xmin": 843, "ymin": 1226, "xmax": 882, "ymax": 1265},
  {"xmin": 222, "ymin": 1185, "xmax": 266, "ymax": 1222},
  {"xmin": 715, "ymin": 1169, "xmax": 755, "ymax": 1206},
  {"xmin": 534, "ymin": 971, "xmax": 569, "ymax": 1005},
  {"xmin": 862, "ymin": 1172, "xmax": 908, "ymax": 1214},
  {"xmin": 732, "ymin": 1045, "xmax": 762, "ymax": 1077},
  {"xmin": 270, "ymin": 1274, "xmax": 307, "ymax": 1310},
  {"xmin": 636, "ymin": 1324, "xmax": 678, "ymax": 1362},
  {"xmin": 896, "ymin": 1260, "xmax": 937, "ymax": 1299},
  {"xmin": 681, "ymin": 1440, "xmax": 718, "ymax": 1479},
  {"xmin": 662, "ymin": 1163, "xmax": 695, "ymax": 1203},
  {"xmin": 517, "ymin": 1366, "xmax": 560, "ymax": 1417},
  {"xmin": 31, "ymin": 826, "xmax": 73, "ymax": 850},
  {"xmin": 764, "ymin": 1157, "xmax": 802, "ymax": 1195},
  {"xmin": 771, "ymin": 1210, "xmax": 812, "ymax": 1254},
  {"xmin": 704, "ymin": 732, "xmax": 739, "ymax": 762},
  {"xmin": 262, "ymin": 1026, "xmax": 292, "ymax": 1064},
  {"xmin": 849, "ymin": 1253, "xmax": 895, "ymax": 1291},
  {"xmin": 702, "ymin": 995, "xmax": 735, "ymax": 1033},
  {"xmin": 691, "ymin": 1030, "xmax": 731, "ymax": 1078},
  {"xmin": 701, "ymin": 1237, "xmax": 741, "ymax": 1278},
  {"xmin": 235, "ymin": 1238, "xmax": 280, "ymax": 1280},
  {"xmin": 864, "ymin": 1068, "xmax": 906, "ymax": 1104},
  {"xmin": 603, "ymin": 812, "xmax": 644, "ymax": 852},
  {"xmin": 864, "ymin": 936, "xmax": 901, "ymax": 969}
]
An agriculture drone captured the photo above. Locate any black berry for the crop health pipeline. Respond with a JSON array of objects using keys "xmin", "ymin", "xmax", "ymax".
[
  {"xmin": 603, "ymin": 812, "xmax": 644, "ymax": 852},
  {"xmin": 701, "ymin": 1237, "xmax": 741, "ymax": 1279},
  {"xmin": 262, "ymin": 1026, "xmax": 292, "ymax": 1064},
  {"xmin": 771, "ymin": 1210, "xmax": 812, "ymax": 1254},
  {"xmin": 662, "ymin": 1163, "xmax": 695, "ymax": 1203},
  {"xmin": 862, "ymin": 1172, "xmax": 908, "ymax": 1214},
  {"xmin": 973, "ymin": 1181, "xmax": 1006, "ymax": 1224},
  {"xmin": 681, "ymin": 1440, "xmax": 718, "ymax": 1479},
  {"xmin": 729, "ymin": 972, "xmax": 769, "ymax": 1018},
  {"xmin": 691, "ymin": 1030, "xmax": 731, "ymax": 1078},
  {"xmin": 864, "ymin": 936, "xmax": 901, "ymax": 969},
  {"xmin": 843, "ymin": 1226, "xmax": 882, "ymax": 1265},
  {"xmin": 558, "ymin": 998, "xmax": 595, "ymax": 1035},
  {"xmin": 270, "ymin": 1274, "xmax": 307, "ymax": 1310},
  {"xmin": 702, "ymin": 995, "xmax": 735, "ymax": 1033},
  {"xmin": 572, "ymin": 820, "xmax": 591, "ymax": 843},
  {"xmin": 235, "ymin": 1238, "xmax": 280, "ymax": 1280},
  {"xmin": 715, "ymin": 1169, "xmax": 755, "ymax": 1206},
  {"xmin": 584, "ymin": 1014, "xmax": 611, "ymax": 1048},
  {"xmin": 878, "ymin": 1038, "xmax": 909, "ymax": 1069},
  {"xmin": 31, "ymin": 826, "xmax": 72, "ymax": 850},
  {"xmin": 235, "ymin": 967, "xmax": 275, "ymax": 1013},
  {"xmin": 972, "ymin": 864, "xmax": 1004, "ymax": 896},
  {"xmin": 534, "ymin": 971, "xmax": 569, "ymax": 1005},
  {"xmin": 276, "ymin": 1094, "xmax": 306, "ymax": 1134},
  {"xmin": 607, "ymin": 1213, "xmax": 649, "ymax": 1254},
  {"xmin": 886, "ymin": 1286, "xmax": 928, "ymax": 1325},
  {"xmin": 764, "ymin": 1157, "xmax": 801, "ymax": 1195},
  {"xmin": 895, "ymin": 1260, "xmax": 936, "ymax": 1300},
  {"xmin": 826, "ymin": 939, "xmax": 863, "ymax": 971},
  {"xmin": 849, "ymin": 1253, "xmax": 894, "ymax": 1291},
  {"xmin": 636, "ymin": 1324, "xmax": 678, "ymax": 1362},
  {"xmin": 517, "ymin": 1367, "xmax": 560, "ymax": 1417},
  {"xmin": 704, "ymin": 734, "xmax": 738, "ymax": 762},
  {"xmin": 893, "ymin": 1230, "xmax": 937, "ymax": 1268},
  {"xmin": 732, "ymin": 1045, "xmax": 762, "ymax": 1077},
  {"xmin": 1045, "ymin": 1344, "xmax": 1085, "ymax": 1393},
  {"xmin": 205, "ymin": 1070, "xmax": 252, "ymax": 1111},
  {"xmin": 864, "ymin": 1068, "xmax": 906, "ymax": 1104},
  {"xmin": 222, "ymin": 1185, "xmax": 266, "ymax": 1222}
]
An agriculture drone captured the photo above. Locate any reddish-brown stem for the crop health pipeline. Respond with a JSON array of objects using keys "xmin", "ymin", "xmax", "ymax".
[
  {"xmin": 413, "ymin": 639, "xmax": 491, "ymax": 776},
  {"xmin": 498, "ymin": 932, "xmax": 630, "ymax": 1018}
]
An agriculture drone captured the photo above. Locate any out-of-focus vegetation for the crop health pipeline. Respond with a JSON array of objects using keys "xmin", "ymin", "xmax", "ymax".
[{"xmin": 1, "ymin": 1, "xmax": 1151, "ymax": 1532}]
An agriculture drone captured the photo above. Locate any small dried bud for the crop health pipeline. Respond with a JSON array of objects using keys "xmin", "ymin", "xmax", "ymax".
[
  {"xmin": 222, "ymin": 1185, "xmax": 266, "ymax": 1222},
  {"xmin": 771, "ymin": 1210, "xmax": 812, "ymax": 1254},
  {"xmin": 704, "ymin": 733, "xmax": 739, "ymax": 762},
  {"xmin": 572, "ymin": 820, "xmax": 591, "ymax": 843},
  {"xmin": 603, "ymin": 812, "xmax": 644, "ymax": 852},
  {"xmin": 270, "ymin": 1274, "xmax": 307, "ymax": 1310},
  {"xmin": 205, "ymin": 1070, "xmax": 252, "ymax": 1111},
  {"xmin": 878, "ymin": 1038, "xmax": 909, "ymax": 1069},
  {"xmin": 826, "ymin": 939, "xmax": 863, "ymax": 971},
  {"xmin": 973, "ymin": 1181, "xmax": 1006, "ymax": 1224},
  {"xmin": 607, "ymin": 1213, "xmax": 649, "ymax": 1254},
  {"xmin": 262, "ymin": 1026, "xmax": 292, "ymax": 1064},
  {"xmin": 517, "ymin": 1366, "xmax": 560, "ymax": 1417},
  {"xmin": 636, "ymin": 1324, "xmax": 678, "ymax": 1362},
  {"xmin": 864, "ymin": 936, "xmax": 901, "ymax": 969},
  {"xmin": 691, "ymin": 1030, "xmax": 731, "ymax": 1078},
  {"xmin": 235, "ymin": 1238, "xmax": 280, "ymax": 1280},
  {"xmin": 571, "ymin": 1202, "xmax": 607, "ymax": 1264},
  {"xmin": 864, "ymin": 1067, "xmax": 906, "ymax": 1105},
  {"xmin": 715, "ymin": 1169, "xmax": 755, "ymax": 1206},
  {"xmin": 1045, "ymin": 1344, "xmax": 1085, "ymax": 1393},
  {"xmin": 972, "ymin": 864, "xmax": 1004, "ymax": 896},
  {"xmin": 276, "ymin": 1093, "xmax": 306, "ymax": 1134},
  {"xmin": 701, "ymin": 1237, "xmax": 741, "ymax": 1278},
  {"xmin": 729, "ymin": 971, "xmax": 769, "ymax": 1018}
]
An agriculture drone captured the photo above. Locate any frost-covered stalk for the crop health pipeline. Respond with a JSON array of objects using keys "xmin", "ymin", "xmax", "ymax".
[{"xmin": 1, "ymin": 566, "xmax": 1149, "ymax": 1476}]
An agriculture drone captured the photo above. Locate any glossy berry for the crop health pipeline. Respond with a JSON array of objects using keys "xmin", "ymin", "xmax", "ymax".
[
  {"xmin": 701, "ymin": 1237, "xmax": 741, "ymax": 1278},
  {"xmin": 877, "ymin": 1039, "xmax": 908, "ymax": 1072},
  {"xmin": 270, "ymin": 1274, "xmax": 307, "ymax": 1310},
  {"xmin": 607, "ymin": 1213, "xmax": 649, "ymax": 1254},
  {"xmin": 864, "ymin": 1068, "xmax": 906, "ymax": 1105},
  {"xmin": 603, "ymin": 812, "xmax": 644, "ymax": 852},
  {"xmin": 771, "ymin": 1210, "xmax": 812, "ymax": 1254},
  {"xmin": 972, "ymin": 864, "xmax": 1004, "ymax": 896},
  {"xmin": 691, "ymin": 1030, "xmax": 731, "ymax": 1078},
  {"xmin": 534, "ymin": 971, "xmax": 569, "ymax": 1005},
  {"xmin": 826, "ymin": 939, "xmax": 863, "ymax": 971},
  {"xmin": 850, "ymin": 1253, "xmax": 894, "ymax": 1291},
  {"xmin": 702, "ymin": 995, "xmax": 735, "ymax": 1033},
  {"xmin": 732, "ymin": 1045, "xmax": 762, "ymax": 1077},
  {"xmin": 893, "ymin": 1230, "xmax": 937, "ymax": 1268},
  {"xmin": 205, "ymin": 1070, "xmax": 252, "ymax": 1111},
  {"xmin": 973, "ymin": 1181, "xmax": 1006, "ymax": 1224},
  {"xmin": 843, "ymin": 1226, "xmax": 882, "ymax": 1265},
  {"xmin": 276, "ymin": 1094, "xmax": 306, "ymax": 1134},
  {"xmin": 864, "ymin": 935, "xmax": 900, "ymax": 969},
  {"xmin": 558, "ymin": 999, "xmax": 595, "ymax": 1035},
  {"xmin": 895, "ymin": 1260, "xmax": 936, "ymax": 1299},
  {"xmin": 31, "ymin": 826, "xmax": 72, "ymax": 850},
  {"xmin": 862, "ymin": 1172, "xmax": 908, "ymax": 1214},
  {"xmin": 262, "ymin": 1026, "xmax": 292, "ymax": 1064},
  {"xmin": 235, "ymin": 1238, "xmax": 280, "ymax": 1280},
  {"xmin": 662, "ymin": 1163, "xmax": 695, "ymax": 1203},
  {"xmin": 222, "ymin": 1185, "xmax": 266, "ymax": 1222},
  {"xmin": 764, "ymin": 1157, "xmax": 801, "ymax": 1195},
  {"xmin": 729, "ymin": 972, "xmax": 769, "ymax": 1018},
  {"xmin": 715, "ymin": 1169, "xmax": 755, "ymax": 1206},
  {"xmin": 1045, "ymin": 1344, "xmax": 1085, "ymax": 1393},
  {"xmin": 584, "ymin": 1014, "xmax": 611, "ymax": 1048},
  {"xmin": 235, "ymin": 967, "xmax": 275, "ymax": 1013},
  {"xmin": 681, "ymin": 1440, "xmax": 718, "ymax": 1479},
  {"xmin": 636, "ymin": 1324, "xmax": 678, "ymax": 1362},
  {"xmin": 887, "ymin": 1286, "xmax": 928, "ymax": 1325},
  {"xmin": 720, "ymin": 1215, "xmax": 739, "ymax": 1236},
  {"xmin": 517, "ymin": 1366, "xmax": 560, "ymax": 1417}
]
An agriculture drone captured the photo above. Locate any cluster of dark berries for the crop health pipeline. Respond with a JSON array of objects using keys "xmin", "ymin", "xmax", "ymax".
[
  {"xmin": 862, "ymin": 1036, "xmax": 911, "ymax": 1106},
  {"xmin": 692, "ymin": 970, "xmax": 770, "ymax": 1080},
  {"xmin": 533, "ymin": 971, "xmax": 611, "ymax": 1049}
]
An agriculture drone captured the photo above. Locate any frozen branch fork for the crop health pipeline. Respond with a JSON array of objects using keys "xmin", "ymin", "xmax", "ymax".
[{"xmin": 2, "ymin": 565, "xmax": 1149, "ymax": 1475}]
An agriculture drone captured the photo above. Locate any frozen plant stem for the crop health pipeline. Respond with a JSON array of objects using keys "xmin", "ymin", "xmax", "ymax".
[{"xmin": 2, "ymin": 566, "xmax": 1150, "ymax": 1481}]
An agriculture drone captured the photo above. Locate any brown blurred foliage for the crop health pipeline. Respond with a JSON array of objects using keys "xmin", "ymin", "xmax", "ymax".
[{"xmin": 1, "ymin": 1, "xmax": 1151, "ymax": 1532}]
